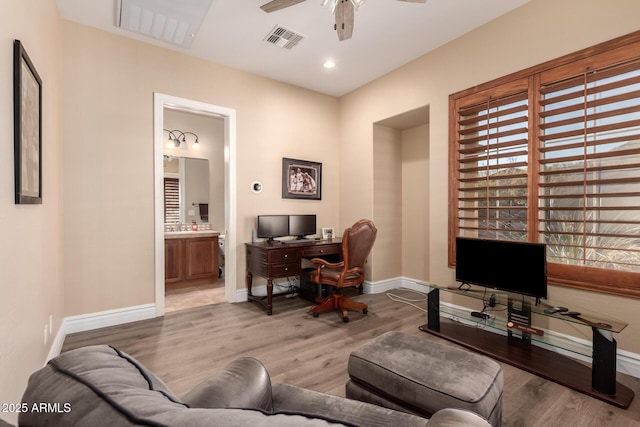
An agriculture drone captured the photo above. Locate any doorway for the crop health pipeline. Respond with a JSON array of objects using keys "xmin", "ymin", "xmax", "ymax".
[{"xmin": 153, "ymin": 93, "xmax": 237, "ymax": 316}]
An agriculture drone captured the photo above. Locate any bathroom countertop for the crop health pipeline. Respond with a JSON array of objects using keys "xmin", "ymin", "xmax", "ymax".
[{"xmin": 164, "ymin": 230, "xmax": 220, "ymax": 239}]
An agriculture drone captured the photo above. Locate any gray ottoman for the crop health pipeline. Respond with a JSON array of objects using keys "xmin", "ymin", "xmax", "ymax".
[{"xmin": 346, "ymin": 331, "xmax": 503, "ymax": 427}]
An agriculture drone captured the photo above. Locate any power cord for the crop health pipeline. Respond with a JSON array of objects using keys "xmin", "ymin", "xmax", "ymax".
[
  {"xmin": 479, "ymin": 289, "xmax": 497, "ymax": 313},
  {"xmin": 386, "ymin": 287, "xmax": 428, "ymax": 312},
  {"xmin": 276, "ymin": 276, "xmax": 299, "ymax": 296}
]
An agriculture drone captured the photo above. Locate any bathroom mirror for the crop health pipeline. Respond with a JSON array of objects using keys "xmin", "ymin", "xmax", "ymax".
[{"xmin": 163, "ymin": 156, "xmax": 209, "ymax": 224}]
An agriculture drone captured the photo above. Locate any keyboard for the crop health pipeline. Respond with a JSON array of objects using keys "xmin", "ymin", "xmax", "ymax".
[{"xmin": 284, "ymin": 239, "xmax": 312, "ymax": 245}]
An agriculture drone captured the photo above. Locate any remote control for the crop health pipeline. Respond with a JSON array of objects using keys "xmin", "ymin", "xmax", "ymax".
[
  {"xmin": 471, "ymin": 311, "xmax": 490, "ymax": 320},
  {"xmin": 544, "ymin": 306, "xmax": 568, "ymax": 314}
]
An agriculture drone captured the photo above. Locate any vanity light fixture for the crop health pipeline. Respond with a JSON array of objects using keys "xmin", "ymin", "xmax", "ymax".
[{"xmin": 164, "ymin": 129, "xmax": 200, "ymax": 150}]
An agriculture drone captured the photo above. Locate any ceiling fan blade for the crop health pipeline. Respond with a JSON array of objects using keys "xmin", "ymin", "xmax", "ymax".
[
  {"xmin": 335, "ymin": 0, "xmax": 355, "ymax": 41},
  {"xmin": 260, "ymin": 0, "xmax": 306, "ymax": 13},
  {"xmin": 397, "ymin": 0, "xmax": 428, "ymax": 3}
]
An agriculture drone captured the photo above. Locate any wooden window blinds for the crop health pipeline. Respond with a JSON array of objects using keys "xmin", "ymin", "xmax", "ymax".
[
  {"xmin": 164, "ymin": 177, "xmax": 180, "ymax": 224},
  {"xmin": 450, "ymin": 31, "xmax": 640, "ymax": 297}
]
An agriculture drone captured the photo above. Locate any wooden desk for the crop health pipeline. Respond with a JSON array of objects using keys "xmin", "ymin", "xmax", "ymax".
[{"xmin": 245, "ymin": 239, "xmax": 342, "ymax": 315}]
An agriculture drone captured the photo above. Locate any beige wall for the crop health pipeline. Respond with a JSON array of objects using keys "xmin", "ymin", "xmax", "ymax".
[
  {"xmin": 372, "ymin": 125, "xmax": 403, "ymax": 280},
  {"xmin": 61, "ymin": 20, "xmax": 340, "ymax": 315},
  {"xmin": 401, "ymin": 125, "xmax": 429, "ymax": 280},
  {"xmin": 0, "ymin": 0, "xmax": 63, "ymax": 422},
  {"xmin": 339, "ymin": 0, "xmax": 640, "ymax": 353},
  {"xmin": 371, "ymin": 123, "xmax": 430, "ymax": 282}
]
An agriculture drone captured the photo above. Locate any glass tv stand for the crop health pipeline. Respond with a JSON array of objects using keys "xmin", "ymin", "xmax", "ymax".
[{"xmin": 419, "ymin": 284, "xmax": 634, "ymax": 408}]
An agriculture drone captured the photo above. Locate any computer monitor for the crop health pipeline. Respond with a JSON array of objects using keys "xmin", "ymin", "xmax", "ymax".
[
  {"xmin": 257, "ymin": 215, "xmax": 289, "ymax": 243},
  {"xmin": 289, "ymin": 214, "xmax": 317, "ymax": 240}
]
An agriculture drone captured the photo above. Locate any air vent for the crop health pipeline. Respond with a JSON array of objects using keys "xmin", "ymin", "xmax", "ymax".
[
  {"xmin": 116, "ymin": 0, "xmax": 213, "ymax": 48},
  {"xmin": 264, "ymin": 25, "xmax": 304, "ymax": 50}
]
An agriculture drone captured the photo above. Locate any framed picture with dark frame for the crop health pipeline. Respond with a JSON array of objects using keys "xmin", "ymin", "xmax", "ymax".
[
  {"xmin": 282, "ymin": 157, "xmax": 322, "ymax": 200},
  {"xmin": 14, "ymin": 39, "xmax": 42, "ymax": 204}
]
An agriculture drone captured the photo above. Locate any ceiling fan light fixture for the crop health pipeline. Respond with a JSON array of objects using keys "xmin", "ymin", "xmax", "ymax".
[
  {"xmin": 261, "ymin": 0, "xmax": 426, "ymax": 42},
  {"xmin": 322, "ymin": 0, "xmax": 366, "ymax": 13},
  {"xmin": 350, "ymin": 0, "xmax": 367, "ymax": 11}
]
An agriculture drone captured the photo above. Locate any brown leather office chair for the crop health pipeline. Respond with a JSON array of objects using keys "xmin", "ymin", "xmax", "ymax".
[{"xmin": 309, "ymin": 219, "xmax": 377, "ymax": 322}]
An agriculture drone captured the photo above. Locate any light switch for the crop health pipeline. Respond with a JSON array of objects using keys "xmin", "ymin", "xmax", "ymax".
[{"xmin": 188, "ymin": 209, "xmax": 195, "ymax": 216}]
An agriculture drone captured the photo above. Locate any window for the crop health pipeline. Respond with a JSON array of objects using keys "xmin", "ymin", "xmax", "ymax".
[
  {"xmin": 455, "ymin": 85, "xmax": 529, "ymax": 242},
  {"xmin": 164, "ymin": 177, "xmax": 180, "ymax": 224},
  {"xmin": 450, "ymin": 31, "xmax": 640, "ymax": 297}
]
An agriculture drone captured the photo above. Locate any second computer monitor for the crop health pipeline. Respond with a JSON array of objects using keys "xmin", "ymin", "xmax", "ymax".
[{"xmin": 289, "ymin": 214, "xmax": 317, "ymax": 240}]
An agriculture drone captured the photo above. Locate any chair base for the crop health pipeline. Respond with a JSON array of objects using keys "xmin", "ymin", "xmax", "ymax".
[{"xmin": 310, "ymin": 293, "xmax": 368, "ymax": 322}]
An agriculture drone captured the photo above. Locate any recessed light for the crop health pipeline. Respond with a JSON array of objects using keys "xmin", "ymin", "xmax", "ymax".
[{"xmin": 323, "ymin": 60, "xmax": 336, "ymax": 69}]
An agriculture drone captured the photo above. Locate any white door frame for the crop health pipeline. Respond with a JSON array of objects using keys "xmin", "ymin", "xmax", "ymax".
[{"xmin": 153, "ymin": 93, "xmax": 237, "ymax": 316}]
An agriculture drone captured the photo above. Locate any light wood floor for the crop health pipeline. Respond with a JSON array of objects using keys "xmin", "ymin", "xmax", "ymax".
[
  {"xmin": 164, "ymin": 280, "xmax": 226, "ymax": 313},
  {"xmin": 62, "ymin": 288, "xmax": 640, "ymax": 427}
]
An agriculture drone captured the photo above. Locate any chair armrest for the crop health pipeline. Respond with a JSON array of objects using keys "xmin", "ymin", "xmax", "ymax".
[
  {"xmin": 344, "ymin": 266, "xmax": 364, "ymax": 275},
  {"xmin": 182, "ymin": 357, "xmax": 273, "ymax": 412},
  {"xmin": 310, "ymin": 258, "xmax": 344, "ymax": 269}
]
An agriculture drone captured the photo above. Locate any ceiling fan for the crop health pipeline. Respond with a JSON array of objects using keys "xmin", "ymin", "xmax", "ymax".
[{"xmin": 260, "ymin": 0, "xmax": 428, "ymax": 41}]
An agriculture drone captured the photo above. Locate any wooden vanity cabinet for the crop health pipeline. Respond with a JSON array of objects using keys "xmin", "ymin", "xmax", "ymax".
[
  {"xmin": 165, "ymin": 235, "xmax": 218, "ymax": 287},
  {"xmin": 185, "ymin": 237, "xmax": 218, "ymax": 280},
  {"xmin": 165, "ymin": 238, "xmax": 184, "ymax": 283}
]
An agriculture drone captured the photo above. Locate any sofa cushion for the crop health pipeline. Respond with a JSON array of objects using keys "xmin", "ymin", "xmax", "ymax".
[{"xmin": 19, "ymin": 345, "xmax": 189, "ymax": 426}]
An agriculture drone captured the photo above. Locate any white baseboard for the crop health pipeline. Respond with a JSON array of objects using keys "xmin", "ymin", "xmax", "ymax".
[
  {"xmin": 64, "ymin": 303, "xmax": 156, "ymax": 335},
  {"xmin": 364, "ymin": 277, "xmax": 399, "ymax": 294},
  {"xmin": 616, "ymin": 348, "xmax": 640, "ymax": 379},
  {"xmin": 365, "ymin": 276, "xmax": 431, "ymax": 294},
  {"xmin": 45, "ymin": 303, "xmax": 156, "ymax": 362},
  {"xmin": 46, "ymin": 323, "xmax": 67, "ymax": 364},
  {"xmin": 235, "ymin": 287, "xmax": 248, "ymax": 302}
]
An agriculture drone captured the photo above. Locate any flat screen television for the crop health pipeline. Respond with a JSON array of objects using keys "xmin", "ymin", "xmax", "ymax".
[
  {"xmin": 455, "ymin": 237, "xmax": 548, "ymax": 299},
  {"xmin": 289, "ymin": 214, "xmax": 317, "ymax": 239},
  {"xmin": 257, "ymin": 215, "xmax": 289, "ymax": 243}
]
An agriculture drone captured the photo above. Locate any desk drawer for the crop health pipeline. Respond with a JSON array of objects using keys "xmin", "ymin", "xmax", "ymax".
[
  {"xmin": 269, "ymin": 261, "xmax": 300, "ymax": 277},
  {"xmin": 302, "ymin": 245, "xmax": 340, "ymax": 258},
  {"xmin": 268, "ymin": 248, "xmax": 300, "ymax": 263}
]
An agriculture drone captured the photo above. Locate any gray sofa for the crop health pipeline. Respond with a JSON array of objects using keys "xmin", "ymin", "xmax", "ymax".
[{"xmin": 17, "ymin": 345, "xmax": 490, "ymax": 426}]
